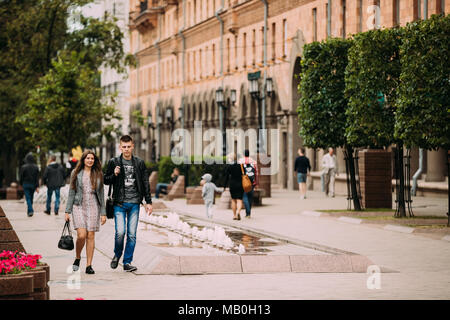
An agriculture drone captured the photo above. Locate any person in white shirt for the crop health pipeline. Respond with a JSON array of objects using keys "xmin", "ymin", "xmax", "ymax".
[{"xmin": 322, "ymin": 147, "xmax": 339, "ymax": 197}]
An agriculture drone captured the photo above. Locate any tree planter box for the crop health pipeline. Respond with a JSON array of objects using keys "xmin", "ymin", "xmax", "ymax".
[
  {"xmin": 0, "ymin": 264, "xmax": 50, "ymax": 300},
  {"xmin": 0, "ymin": 274, "xmax": 34, "ymax": 297},
  {"xmin": 358, "ymin": 149, "xmax": 392, "ymax": 209}
]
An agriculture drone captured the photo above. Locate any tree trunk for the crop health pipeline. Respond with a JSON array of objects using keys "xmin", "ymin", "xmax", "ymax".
[
  {"xmin": 60, "ymin": 151, "xmax": 64, "ymax": 166},
  {"xmin": 396, "ymin": 143, "xmax": 407, "ymax": 217},
  {"xmin": 345, "ymin": 145, "xmax": 362, "ymax": 211},
  {"xmin": 447, "ymin": 150, "xmax": 449, "ymax": 227}
]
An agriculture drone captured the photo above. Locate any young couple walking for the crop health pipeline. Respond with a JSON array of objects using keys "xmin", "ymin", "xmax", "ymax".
[{"xmin": 64, "ymin": 135, "xmax": 152, "ymax": 274}]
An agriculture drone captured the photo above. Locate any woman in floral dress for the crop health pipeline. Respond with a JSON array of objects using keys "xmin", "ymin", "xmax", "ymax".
[{"xmin": 65, "ymin": 150, "xmax": 106, "ymax": 274}]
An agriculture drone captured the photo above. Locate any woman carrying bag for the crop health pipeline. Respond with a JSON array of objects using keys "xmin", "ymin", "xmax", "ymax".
[{"xmin": 65, "ymin": 150, "xmax": 106, "ymax": 274}]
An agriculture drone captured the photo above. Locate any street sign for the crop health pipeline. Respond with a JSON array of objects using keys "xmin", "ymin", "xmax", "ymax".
[{"xmin": 247, "ymin": 71, "xmax": 261, "ymax": 81}]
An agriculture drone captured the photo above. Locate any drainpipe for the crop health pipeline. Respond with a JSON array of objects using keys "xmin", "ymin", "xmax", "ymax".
[
  {"xmin": 260, "ymin": 0, "xmax": 268, "ymax": 154},
  {"xmin": 411, "ymin": 149, "xmax": 424, "ymax": 196},
  {"xmin": 179, "ymin": 0, "xmax": 188, "ymax": 190},
  {"xmin": 215, "ymin": 1, "xmax": 225, "ymax": 156},
  {"xmin": 155, "ymin": 13, "xmax": 162, "ymax": 161}
]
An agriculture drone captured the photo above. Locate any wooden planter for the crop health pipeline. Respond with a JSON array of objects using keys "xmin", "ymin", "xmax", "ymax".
[{"xmin": 0, "ymin": 263, "xmax": 50, "ymax": 300}]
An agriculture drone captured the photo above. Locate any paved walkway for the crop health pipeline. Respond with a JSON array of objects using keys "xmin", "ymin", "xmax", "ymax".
[{"xmin": 1, "ymin": 189, "xmax": 449, "ymax": 300}]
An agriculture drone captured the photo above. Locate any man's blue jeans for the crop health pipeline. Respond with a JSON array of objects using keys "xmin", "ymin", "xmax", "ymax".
[
  {"xmin": 155, "ymin": 183, "xmax": 169, "ymax": 198},
  {"xmin": 23, "ymin": 183, "xmax": 36, "ymax": 215},
  {"xmin": 113, "ymin": 203, "xmax": 140, "ymax": 265},
  {"xmin": 46, "ymin": 187, "xmax": 60, "ymax": 213},
  {"xmin": 243, "ymin": 188, "xmax": 254, "ymax": 216}
]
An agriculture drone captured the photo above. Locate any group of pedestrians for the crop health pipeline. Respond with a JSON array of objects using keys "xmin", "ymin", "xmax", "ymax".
[
  {"xmin": 17, "ymin": 138, "xmax": 338, "ymax": 275},
  {"xmin": 19, "ymin": 135, "xmax": 152, "ymax": 275},
  {"xmin": 293, "ymin": 147, "xmax": 338, "ymax": 199},
  {"xmin": 202, "ymin": 150, "xmax": 257, "ymax": 221}
]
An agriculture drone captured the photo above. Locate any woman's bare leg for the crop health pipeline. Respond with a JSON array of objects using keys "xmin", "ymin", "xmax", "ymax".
[
  {"xmin": 76, "ymin": 228, "xmax": 87, "ymax": 259},
  {"xmin": 236, "ymin": 199, "xmax": 243, "ymax": 218},
  {"xmin": 231, "ymin": 199, "xmax": 237, "ymax": 218},
  {"xmin": 86, "ymin": 231, "xmax": 95, "ymax": 267}
]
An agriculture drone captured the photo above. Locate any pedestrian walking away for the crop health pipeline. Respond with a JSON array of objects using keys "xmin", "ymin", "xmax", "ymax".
[
  {"xmin": 224, "ymin": 153, "xmax": 244, "ymax": 221},
  {"xmin": 19, "ymin": 152, "xmax": 40, "ymax": 217},
  {"xmin": 43, "ymin": 155, "xmax": 66, "ymax": 215},
  {"xmin": 238, "ymin": 150, "xmax": 258, "ymax": 218},
  {"xmin": 294, "ymin": 147, "xmax": 311, "ymax": 199},
  {"xmin": 104, "ymin": 135, "xmax": 153, "ymax": 272},
  {"xmin": 322, "ymin": 147, "xmax": 339, "ymax": 197},
  {"xmin": 65, "ymin": 150, "xmax": 106, "ymax": 275},
  {"xmin": 201, "ymin": 173, "xmax": 223, "ymax": 219}
]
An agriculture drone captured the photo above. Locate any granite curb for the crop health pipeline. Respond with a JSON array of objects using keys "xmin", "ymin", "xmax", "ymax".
[{"xmin": 301, "ymin": 210, "xmax": 450, "ymax": 241}]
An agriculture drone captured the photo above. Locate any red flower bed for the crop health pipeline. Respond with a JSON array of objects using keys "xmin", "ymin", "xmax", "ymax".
[{"xmin": 0, "ymin": 250, "xmax": 42, "ymax": 275}]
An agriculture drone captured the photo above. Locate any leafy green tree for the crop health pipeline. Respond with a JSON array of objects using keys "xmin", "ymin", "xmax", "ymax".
[
  {"xmin": 395, "ymin": 14, "xmax": 450, "ymax": 150},
  {"xmin": 395, "ymin": 14, "xmax": 450, "ymax": 220},
  {"xmin": 298, "ymin": 38, "xmax": 361, "ymax": 210},
  {"xmin": 344, "ymin": 28, "xmax": 407, "ymax": 216},
  {"xmin": 0, "ymin": 0, "xmax": 133, "ymax": 183},
  {"xmin": 18, "ymin": 52, "xmax": 122, "ymax": 156}
]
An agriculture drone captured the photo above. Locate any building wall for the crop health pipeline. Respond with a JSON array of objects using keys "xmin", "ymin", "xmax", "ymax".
[{"xmin": 129, "ymin": 0, "xmax": 449, "ymax": 187}]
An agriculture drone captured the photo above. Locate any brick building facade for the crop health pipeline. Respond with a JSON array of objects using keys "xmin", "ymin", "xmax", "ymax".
[{"xmin": 127, "ymin": 0, "xmax": 448, "ymax": 190}]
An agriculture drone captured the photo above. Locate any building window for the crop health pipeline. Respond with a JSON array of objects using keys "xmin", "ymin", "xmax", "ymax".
[
  {"xmin": 193, "ymin": 51, "xmax": 197, "ymax": 81},
  {"xmin": 442, "ymin": 0, "xmax": 446, "ymax": 14},
  {"xmin": 341, "ymin": 1, "xmax": 346, "ymax": 38},
  {"xmin": 252, "ymin": 29, "xmax": 256, "ymax": 66},
  {"xmin": 358, "ymin": 0, "xmax": 363, "ymax": 32},
  {"xmin": 243, "ymin": 32, "xmax": 247, "ymax": 67},
  {"xmin": 271, "ymin": 22, "xmax": 276, "ymax": 60},
  {"xmin": 326, "ymin": 1, "xmax": 331, "ymax": 37},
  {"xmin": 282, "ymin": 19, "xmax": 287, "ymax": 57},
  {"xmin": 393, "ymin": 0, "xmax": 400, "ymax": 26},
  {"xmin": 234, "ymin": 35, "xmax": 238, "ymax": 69},
  {"xmin": 312, "ymin": 8, "xmax": 317, "ymax": 41},
  {"xmin": 416, "ymin": 0, "xmax": 422, "ymax": 20},
  {"xmin": 260, "ymin": 27, "xmax": 264, "ymax": 64},
  {"xmin": 226, "ymin": 38, "xmax": 230, "ymax": 73},
  {"xmin": 212, "ymin": 43, "xmax": 216, "ymax": 75}
]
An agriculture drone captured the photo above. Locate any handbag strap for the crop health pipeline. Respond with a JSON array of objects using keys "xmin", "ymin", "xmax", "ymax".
[
  {"xmin": 61, "ymin": 221, "xmax": 71, "ymax": 237},
  {"xmin": 240, "ymin": 164, "xmax": 245, "ymax": 176}
]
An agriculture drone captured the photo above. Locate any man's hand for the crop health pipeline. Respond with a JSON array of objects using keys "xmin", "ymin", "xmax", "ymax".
[
  {"xmin": 114, "ymin": 166, "xmax": 121, "ymax": 176},
  {"xmin": 145, "ymin": 204, "xmax": 153, "ymax": 215},
  {"xmin": 65, "ymin": 213, "xmax": 70, "ymax": 222},
  {"xmin": 101, "ymin": 216, "xmax": 107, "ymax": 225},
  {"xmin": 36, "ymin": 188, "xmax": 39, "ymax": 193}
]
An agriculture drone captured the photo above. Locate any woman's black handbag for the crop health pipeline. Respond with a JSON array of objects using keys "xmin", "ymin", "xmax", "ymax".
[
  {"xmin": 58, "ymin": 221, "xmax": 74, "ymax": 251},
  {"xmin": 106, "ymin": 185, "xmax": 114, "ymax": 219}
]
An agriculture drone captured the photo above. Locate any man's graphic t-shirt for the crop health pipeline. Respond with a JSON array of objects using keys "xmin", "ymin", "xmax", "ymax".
[{"xmin": 122, "ymin": 158, "xmax": 140, "ymax": 204}]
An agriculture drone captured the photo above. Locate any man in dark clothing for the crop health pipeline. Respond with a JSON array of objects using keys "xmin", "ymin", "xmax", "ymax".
[
  {"xmin": 43, "ymin": 155, "xmax": 66, "ymax": 215},
  {"xmin": 294, "ymin": 147, "xmax": 311, "ymax": 199},
  {"xmin": 19, "ymin": 153, "xmax": 40, "ymax": 217},
  {"xmin": 104, "ymin": 135, "xmax": 152, "ymax": 272}
]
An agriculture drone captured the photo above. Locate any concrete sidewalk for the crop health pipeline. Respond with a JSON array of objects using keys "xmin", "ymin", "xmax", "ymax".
[{"xmin": 1, "ymin": 189, "xmax": 449, "ymax": 299}]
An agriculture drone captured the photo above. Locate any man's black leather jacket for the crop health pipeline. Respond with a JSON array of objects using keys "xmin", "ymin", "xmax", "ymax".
[{"xmin": 104, "ymin": 154, "xmax": 152, "ymax": 205}]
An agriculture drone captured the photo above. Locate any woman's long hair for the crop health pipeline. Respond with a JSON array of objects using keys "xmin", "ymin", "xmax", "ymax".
[{"xmin": 70, "ymin": 150, "xmax": 103, "ymax": 190}]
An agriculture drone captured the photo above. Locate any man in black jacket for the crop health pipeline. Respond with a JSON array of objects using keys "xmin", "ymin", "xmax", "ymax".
[
  {"xmin": 19, "ymin": 153, "xmax": 40, "ymax": 217},
  {"xmin": 104, "ymin": 135, "xmax": 152, "ymax": 272},
  {"xmin": 43, "ymin": 155, "xmax": 66, "ymax": 215}
]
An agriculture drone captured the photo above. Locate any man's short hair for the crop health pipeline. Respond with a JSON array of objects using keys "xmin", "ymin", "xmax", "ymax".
[
  {"xmin": 299, "ymin": 147, "xmax": 305, "ymax": 154},
  {"xmin": 174, "ymin": 167, "xmax": 180, "ymax": 173},
  {"xmin": 120, "ymin": 135, "xmax": 133, "ymax": 143},
  {"xmin": 244, "ymin": 149, "xmax": 250, "ymax": 157},
  {"xmin": 50, "ymin": 155, "xmax": 56, "ymax": 161}
]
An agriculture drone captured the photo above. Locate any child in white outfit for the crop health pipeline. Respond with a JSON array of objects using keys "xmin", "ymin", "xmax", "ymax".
[{"xmin": 201, "ymin": 173, "xmax": 222, "ymax": 219}]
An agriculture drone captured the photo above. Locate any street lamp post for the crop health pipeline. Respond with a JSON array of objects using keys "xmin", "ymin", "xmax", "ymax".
[
  {"xmin": 166, "ymin": 107, "xmax": 175, "ymax": 151},
  {"xmin": 248, "ymin": 72, "xmax": 273, "ymax": 153},
  {"xmin": 216, "ymin": 88, "xmax": 236, "ymax": 157},
  {"xmin": 147, "ymin": 110, "xmax": 155, "ymax": 162}
]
